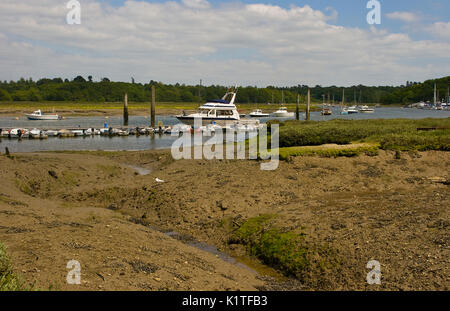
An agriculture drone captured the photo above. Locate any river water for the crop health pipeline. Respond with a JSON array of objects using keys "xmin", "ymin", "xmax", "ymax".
[{"xmin": 0, "ymin": 107, "xmax": 448, "ymax": 153}]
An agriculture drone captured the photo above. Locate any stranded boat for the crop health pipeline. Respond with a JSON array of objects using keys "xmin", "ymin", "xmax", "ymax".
[
  {"xmin": 176, "ymin": 88, "xmax": 240, "ymax": 126},
  {"xmin": 26, "ymin": 110, "xmax": 61, "ymax": 120}
]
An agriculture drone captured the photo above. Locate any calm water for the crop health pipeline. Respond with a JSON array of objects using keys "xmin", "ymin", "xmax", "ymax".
[{"xmin": 0, "ymin": 107, "xmax": 448, "ymax": 153}]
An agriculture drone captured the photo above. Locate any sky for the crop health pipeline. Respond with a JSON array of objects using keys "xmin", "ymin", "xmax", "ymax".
[{"xmin": 0, "ymin": 0, "xmax": 449, "ymax": 87}]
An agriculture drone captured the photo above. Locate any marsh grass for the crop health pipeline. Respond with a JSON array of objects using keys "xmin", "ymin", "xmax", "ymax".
[
  {"xmin": 272, "ymin": 118, "xmax": 450, "ymax": 152},
  {"xmin": 0, "ymin": 242, "xmax": 29, "ymax": 291},
  {"xmin": 231, "ymin": 215, "xmax": 311, "ymax": 277}
]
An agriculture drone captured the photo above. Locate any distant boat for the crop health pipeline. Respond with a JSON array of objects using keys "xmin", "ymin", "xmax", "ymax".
[
  {"xmin": 347, "ymin": 106, "xmax": 359, "ymax": 114},
  {"xmin": 273, "ymin": 107, "xmax": 295, "ymax": 117},
  {"xmin": 26, "ymin": 110, "xmax": 61, "ymax": 120},
  {"xmin": 249, "ymin": 109, "xmax": 270, "ymax": 118},
  {"xmin": 321, "ymin": 107, "xmax": 332, "ymax": 116},
  {"xmin": 359, "ymin": 105, "xmax": 375, "ymax": 113}
]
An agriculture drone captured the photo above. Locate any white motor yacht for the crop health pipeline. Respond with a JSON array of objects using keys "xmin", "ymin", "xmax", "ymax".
[{"xmin": 176, "ymin": 88, "xmax": 240, "ymax": 126}]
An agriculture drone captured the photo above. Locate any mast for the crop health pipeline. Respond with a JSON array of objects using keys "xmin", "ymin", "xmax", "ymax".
[
  {"xmin": 447, "ymin": 86, "xmax": 450, "ymax": 104},
  {"xmin": 434, "ymin": 83, "xmax": 437, "ymax": 105},
  {"xmin": 342, "ymin": 88, "xmax": 345, "ymax": 107}
]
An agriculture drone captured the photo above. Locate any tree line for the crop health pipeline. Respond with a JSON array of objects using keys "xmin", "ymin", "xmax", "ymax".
[{"xmin": 0, "ymin": 76, "xmax": 448, "ymax": 105}]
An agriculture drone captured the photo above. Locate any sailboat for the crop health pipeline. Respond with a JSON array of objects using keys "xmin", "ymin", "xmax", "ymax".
[{"xmin": 340, "ymin": 89, "xmax": 349, "ymax": 115}]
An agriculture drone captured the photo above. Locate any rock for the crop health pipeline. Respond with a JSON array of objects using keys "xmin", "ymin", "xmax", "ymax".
[
  {"xmin": 48, "ymin": 170, "xmax": 58, "ymax": 179},
  {"xmin": 216, "ymin": 201, "xmax": 228, "ymax": 211}
]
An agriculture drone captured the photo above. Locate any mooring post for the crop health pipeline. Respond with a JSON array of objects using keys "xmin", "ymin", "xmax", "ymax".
[
  {"xmin": 123, "ymin": 93, "xmax": 129, "ymax": 126},
  {"xmin": 296, "ymin": 94, "xmax": 300, "ymax": 120},
  {"xmin": 306, "ymin": 89, "xmax": 311, "ymax": 121},
  {"xmin": 151, "ymin": 85, "xmax": 156, "ymax": 128}
]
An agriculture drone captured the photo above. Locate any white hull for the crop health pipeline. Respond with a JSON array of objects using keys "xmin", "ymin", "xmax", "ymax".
[
  {"xmin": 248, "ymin": 114, "xmax": 270, "ymax": 118},
  {"xmin": 273, "ymin": 112, "xmax": 295, "ymax": 117},
  {"xmin": 27, "ymin": 114, "xmax": 59, "ymax": 121}
]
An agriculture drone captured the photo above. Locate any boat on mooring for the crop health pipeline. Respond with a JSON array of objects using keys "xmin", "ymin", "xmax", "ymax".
[
  {"xmin": 347, "ymin": 106, "xmax": 359, "ymax": 114},
  {"xmin": 273, "ymin": 107, "xmax": 295, "ymax": 117},
  {"xmin": 176, "ymin": 88, "xmax": 240, "ymax": 126},
  {"xmin": 321, "ymin": 107, "xmax": 332, "ymax": 116},
  {"xmin": 248, "ymin": 109, "xmax": 270, "ymax": 118},
  {"xmin": 26, "ymin": 110, "xmax": 61, "ymax": 120},
  {"xmin": 359, "ymin": 105, "xmax": 374, "ymax": 113}
]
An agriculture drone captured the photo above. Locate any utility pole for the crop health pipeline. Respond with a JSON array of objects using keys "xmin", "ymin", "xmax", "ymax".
[{"xmin": 296, "ymin": 94, "xmax": 300, "ymax": 120}]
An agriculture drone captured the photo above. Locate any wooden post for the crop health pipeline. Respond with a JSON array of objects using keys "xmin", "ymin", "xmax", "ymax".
[
  {"xmin": 123, "ymin": 93, "xmax": 129, "ymax": 126},
  {"xmin": 306, "ymin": 89, "xmax": 311, "ymax": 121},
  {"xmin": 151, "ymin": 85, "xmax": 156, "ymax": 128},
  {"xmin": 296, "ymin": 94, "xmax": 300, "ymax": 120}
]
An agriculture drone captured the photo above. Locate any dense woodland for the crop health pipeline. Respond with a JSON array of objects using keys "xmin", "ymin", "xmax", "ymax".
[{"xmin": 0, "ymin": 75, "xmax": 449, "ymax": 105}]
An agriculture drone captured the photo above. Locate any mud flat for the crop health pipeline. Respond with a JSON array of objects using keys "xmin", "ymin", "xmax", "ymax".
[{"xmin": 0, "ymin": 149, "xmax": 448, "ymax": 290}]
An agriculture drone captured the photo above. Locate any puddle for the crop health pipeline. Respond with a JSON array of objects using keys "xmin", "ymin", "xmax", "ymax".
[{"xmin": 164, "ymin": 231, "xmax": 256, "ymax": 273}]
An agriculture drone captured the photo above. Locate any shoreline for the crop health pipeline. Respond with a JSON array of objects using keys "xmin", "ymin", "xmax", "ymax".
[{"xmin": 0, "ymin": 149, "xmax": 448, "ymax": 290}]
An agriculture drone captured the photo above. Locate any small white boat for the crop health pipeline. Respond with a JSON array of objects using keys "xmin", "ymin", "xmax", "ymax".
[
  {"xmin": 30, "ymin": 128, "xmax": 47, "ymax": 139},
  {"xmin": 26, "ymin": 110, "xmax": 61, "ymax": 120},
  {"xmin": 44, "ymin": 130, "xmax": 59, "ymax": 137},
  {"xmin": 58, "ymin": 129, "xmax": 75, "ymax": 137},
  {"xmin": 273, "ymin": 107, "xmax": 295, "ymax": 117},
  {"xmin": 347, "ymin": 106, "xmax": 359, "ymax": 114},
  {"xmin": 249, "ymin": 109, "xmax": 270, "ymax": 118},
  {"xmin": 1, "ymin": 130, "xmax": 10, "ymax": 138},
  {"xmin": 359, "ymin": 105, "xmax": 375, "ymax": 113},
  {"xmin": 72, "ymin": 130, "xmax": 84, "ymax": 137}
]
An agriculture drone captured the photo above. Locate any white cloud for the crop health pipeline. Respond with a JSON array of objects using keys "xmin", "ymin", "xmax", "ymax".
[
  {"xmin": 182, "ymin": 0, "xmax": 211, "ymax": 9},
  {"xmin": 0, "ymin": 0, "xmax": 449, "ymax": 86},
  {"xmin": 386, "ymin": 11, "xmax": 420, "ymax": 23},
  {"xmin": 427, "ymin": 22, "xmax": 450, "ymax": 40}
]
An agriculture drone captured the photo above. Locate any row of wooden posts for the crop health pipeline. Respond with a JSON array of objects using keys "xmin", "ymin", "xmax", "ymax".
[
  {"xmin": 295, "ymin": 89, "xmax": 311, "ymax": 121},
  {"xmin": 123, "ymin": 86, "xmax": 311, "ymax": 126},
  {"xmin": 123, "ymin": 85, "xmax": 156, "ymax": 127}
]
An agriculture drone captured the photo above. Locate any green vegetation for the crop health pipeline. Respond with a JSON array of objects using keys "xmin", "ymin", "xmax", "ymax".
[
  {"xmin": 231, "ymin": 215, "xmax": 310, "ymax": 277},
  {"xmin": 1, "ymin": 75, "xmax": 448, "ymax": 105},
  {"xmin": 230, "ymin": 215, "xmax": 339, "ymax": 280},
  {"xmin": 273, "ymin": 118, "xmax": 450, "ymax": 155},
  {"xmin": 0, "ymin": 242, "xmax": 28, "ymax": 291},
  {"xmin": 277, "ymin": 144, "xmax": 380, "ymax": 160}
]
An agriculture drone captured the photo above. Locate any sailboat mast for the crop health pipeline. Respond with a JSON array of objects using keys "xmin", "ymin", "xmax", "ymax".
[{"xmin": 434, "ymin": 83, "xmax": 437, "ymax": 105}]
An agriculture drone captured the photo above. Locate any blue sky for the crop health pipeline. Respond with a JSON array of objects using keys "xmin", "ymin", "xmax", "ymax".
[{"xmin": 0, "ymin": 0, "xmax": 449, "ymax": 86}]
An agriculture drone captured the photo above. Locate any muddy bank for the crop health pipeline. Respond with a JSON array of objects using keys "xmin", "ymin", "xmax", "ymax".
[{"xmin": 0, "ymin": 149, "xmax": 448, "ymax": 290}]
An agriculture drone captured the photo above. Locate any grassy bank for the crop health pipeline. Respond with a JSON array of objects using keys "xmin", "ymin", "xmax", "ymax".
[
  {"xmin": 228, "ymin": 215, "xmax": 339, "ymax": 283},
  {"xmin": 270, "ymin": 118, "xmax": 450, "ymax": 159},
  {"xmin": 0, "ymin": 242, "xmax": 28, "ymax": 291}
]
